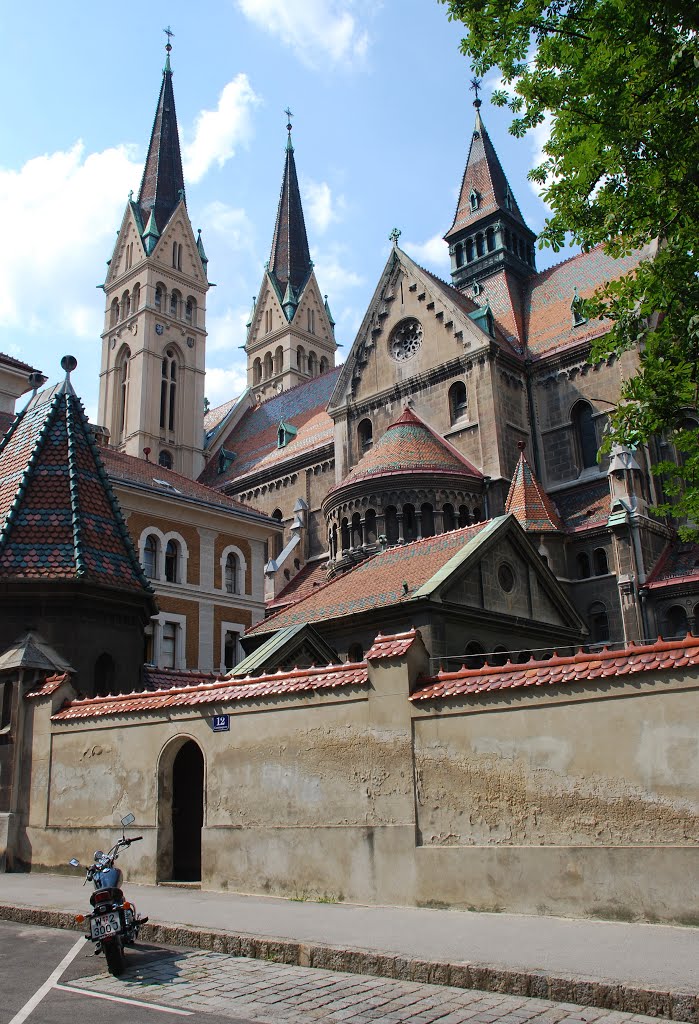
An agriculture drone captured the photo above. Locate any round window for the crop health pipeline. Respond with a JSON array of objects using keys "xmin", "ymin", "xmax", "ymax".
[
  {"xmin": 498, "ymin": 563, "xmax": 515, "ymax": 593},
  {"xmin": 389, "ymin": 318, "xmax": 423, "ymax": 361}
]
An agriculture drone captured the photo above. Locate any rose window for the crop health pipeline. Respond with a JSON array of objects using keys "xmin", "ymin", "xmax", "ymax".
[{"xmin": 389, "ymin": 318, "xmax": 423, "ymax": 361}]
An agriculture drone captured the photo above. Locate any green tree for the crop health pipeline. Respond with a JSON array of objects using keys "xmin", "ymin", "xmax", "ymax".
[{"xmin": 441, "ymin": 0, "xmax": 699, "ymax": 531}]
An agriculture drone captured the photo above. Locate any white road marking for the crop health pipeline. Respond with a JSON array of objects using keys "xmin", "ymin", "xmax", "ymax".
[
  {"xmin": 8, "ymin": 935, "xmax": 86, "ymax": 1024},
  {"xmin": 55, "ymin": 984, "xmax": 193, "ymax": 1015}
]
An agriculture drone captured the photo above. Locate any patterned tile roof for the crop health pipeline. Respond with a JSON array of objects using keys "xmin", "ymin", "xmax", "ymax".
[
  {"xmin": 267, "ymin": 559, "xmax": 330, "ymax": 610},
  {"xmin": 524, "ymin": 244, "xmax": 652, "ymax": 357},
  {"xmin": 644, "ymin": 541, "xmax": 699, "ymax": 590},
  {"xmin": 420, "ymin": 266, "xmax": 524, "ymax": 358},
  {"xmin": 101, "ymin": 447, "xmax": 269, "ymax": 520},
  {"xmin": 137, "ymin": 56, "xmax": 185, "ymax": 235},
  {"xmin": 328, "ymin": 406, "xmax": 482, "ymax": 495},
  {"xmin": 199, "ymin": 367, "xmax": 341, "ymax": 488},
  {"xmin": 268, "ymin": 133, "xmax": 313, "ymax": 298},
  {"xmin": 555, "ymin": 479, "xmax": 611, "ymax": 532},
  {"xmin": 247, "ymin": 520, "xmax": 491, "ymax": 637},
  {"xmin": 0, "ymin": 381, "xmax": 151, "ymax": 592},
  {"xmin": 474, "ymin": 269, "xmax": 526, "ymax": 350},
  {"xmin": 143, "ymin": 666, "xmax": 220, "ymax": 691},
  {"xmin": 25, "ymin": 673, "xmax": 71, "ymax": 698},
  {"xmin": 366, "ymin": 628, "xmax": 420, "ymax": 661},
  {"xmin": 411, "ymin": 632, "xmax": 699, "ymax": 701},
  {"xmin": 204, "ymin": 395, "xmax": 240, "ymax": 435},
  {"xmin": 445, "ymin": 108, "xmax": 528, "ymax": 241},
  {"xmin": 52, "ymin": 661, "xmax": 368, "ymax": 720},
  {"xmin": 505, "ymin": 444, "xmax": 562, "ymax": 532}
]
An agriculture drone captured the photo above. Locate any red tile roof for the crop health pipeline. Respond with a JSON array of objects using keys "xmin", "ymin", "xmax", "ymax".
[
  {"xmin": 555, "ymin": 480, "xmax": 611, "ymax": 532},
  {"xmin": 143, "ymin": 666, "xmax": 219, "ymax": 691},
  {"xmin": 25, "ymin": 673, "xmax": 71, "ymax": 698},
  {"xmin": 328, "ymin": 406, "xmax": 482, "ymax": 496},
  {"xmin": 101, "ymin": 447, "xmax": 269, "ymax": 520},
  {"xmin": 366, "ymin": 628, "xmax": 420, "ymax": 660},
  {"xmin": 204, "ymin": 395, "xmax": 240, "ymax": 434},
  {"xmin": 643, "ymin": 541, "xmax": 699, "ymax": 590},
  {"xmin": 247, "ymin": 520, "xmax": 490, "ymax": 637},
  {"xmin": 0, "ymin": 383, "xmax": 152, "ymax": 592},
  {"xmin": 412, "ymin": 633, "xmax": 699, "ymax": 701},
  {"xmin": 52, "ymin": 661, "xmax": 368, "ymax": 720},
  {"xmin": 267, "ymin": 559, "xmax": 330, "ymax": 610},
  {"xmin": 420, "ymin": 266, "xmax": 523, "ymax": 357},
  {"xmin": 505, "ymin": 444, "xmax": 562, "ymax": 532},
  {"xmin": 199, "ymin": 368, "xmax": 340, "ymax": 489}
]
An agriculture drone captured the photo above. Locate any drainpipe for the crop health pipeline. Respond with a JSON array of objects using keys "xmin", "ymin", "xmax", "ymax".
[{"xmin": 524, "ymin": 362, "xmax": 542, "ymax": 478}]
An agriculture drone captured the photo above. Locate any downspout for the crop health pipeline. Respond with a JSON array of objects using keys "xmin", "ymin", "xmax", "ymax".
[{"xmin": 524, "ymin": 360, "xmax": 542, "ymax": 477}]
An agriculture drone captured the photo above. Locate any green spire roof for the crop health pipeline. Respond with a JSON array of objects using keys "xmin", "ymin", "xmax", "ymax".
[
  {"xmin": 268, "ymin": 125, "xmax": 313, "ymax": 306},
  {"xmin": 137, "ymin": 51, "xmax": 185, "ymax": 234}
]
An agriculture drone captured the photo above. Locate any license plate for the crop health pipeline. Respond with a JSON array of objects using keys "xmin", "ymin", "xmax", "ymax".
[{"xmin": 90, "ymin": 911, "xmax": 122, "ymax": 940}]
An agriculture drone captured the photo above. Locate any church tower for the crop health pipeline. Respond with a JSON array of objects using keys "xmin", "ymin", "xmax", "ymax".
[
  {"xmin": 444, "ymin": 93, "xmax": 537, "ymax": 297},
  {"xmin": 245, "ymin": 117, "xmax": 337, "ymax": 401},
  {"xmin": 97, "ymin": 40, "xmax": 209, "ymax": 479}
]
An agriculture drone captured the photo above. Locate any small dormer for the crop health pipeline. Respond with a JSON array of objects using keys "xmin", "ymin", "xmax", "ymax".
[
  {"xmin": 277, "ymin": 420, "xmax": 298, "ymax": 448},
  {"xmin": 571, "ymin": 287, "xmax": 588, "ymax": 327}
]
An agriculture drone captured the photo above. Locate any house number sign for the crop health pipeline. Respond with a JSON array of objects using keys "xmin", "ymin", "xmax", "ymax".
[{"xmin": 212, "ymin": 715, "xmax": 230, "ymax": 732}]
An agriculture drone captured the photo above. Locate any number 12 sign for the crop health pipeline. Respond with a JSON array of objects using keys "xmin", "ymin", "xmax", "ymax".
[{"xmin": 212, "ymin": 715, "xmax": 230, "ymax": 732}]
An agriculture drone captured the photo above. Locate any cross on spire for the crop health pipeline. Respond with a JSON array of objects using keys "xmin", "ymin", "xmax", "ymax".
[
  {"xmin": 284, "ymin": 106, "xmax": 294, "ymax": 132},
  {"xmin": 470, "ymin": 75, "xmax": 482, "ymax": 108},
  {"xmin": 164, "ymin": 25, "xmax": 175, "ymax": 52}
]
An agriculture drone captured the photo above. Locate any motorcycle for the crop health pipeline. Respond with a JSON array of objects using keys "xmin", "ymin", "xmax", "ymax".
[{"xmin": 70, "ymin": 813, "xmax": 148, "ymax": 976}]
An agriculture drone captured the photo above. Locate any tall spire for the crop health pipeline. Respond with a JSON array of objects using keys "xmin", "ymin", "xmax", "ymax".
[
  {"xmin": 445, "ymin": 85, "xmax": 537, "ymax": 293},
  {"xmin": 268, "ymin": 110, "xmax": 312, "ymax": 300},
  {"xmin": 137, "ymin": 30, "xmax": 185, "ymax": 234}
]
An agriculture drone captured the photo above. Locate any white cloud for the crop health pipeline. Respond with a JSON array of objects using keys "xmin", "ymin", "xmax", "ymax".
[
  {"xmin": 204, "ymin": 363, "xmax": 249, "ymax": 407},
  {"xmin": 236, "ymin": 0, "xmax": 370, "ymax": 69},
  {"xmin": 404, "ymin": 234, "xmax": 450, "ymax": 272},
  {"xmin": 0, "ymin": 142, "xmax": 140, "ymax": 336},
  {"xmin": 201, "ymin": 201, "xmax": 256, "ymax": 253},
  {"xmin": 302, "ymin": 179, "xmax": 345, "ymax": 234},
  {"xmin": 183, "ymin": 74, "xmax": 260, "ymax": 184},
  {"xmin": 207, "ymin": 305, "xmax": 252, "ymax": 354},
  {"xmin": 311, "ymin": 243, "xmax": 364, "ymax": 295}
]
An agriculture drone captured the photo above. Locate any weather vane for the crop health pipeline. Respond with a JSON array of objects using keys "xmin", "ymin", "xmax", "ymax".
[
  {"xmin": 470, "ymin": 76, "xmax": 482, "ymax": 108},
  {"xmin": 284, "ymin": 107, "xmax": 294, "ymax": 132},
  {"xmin": 164, "ymin": 25, "xmax": 175, "ymax": 53}
]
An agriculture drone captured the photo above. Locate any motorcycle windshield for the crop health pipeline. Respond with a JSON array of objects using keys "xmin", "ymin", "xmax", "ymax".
[{"xmin": 95, "ymin": 866, "xmax": 122, "ymax": 888}]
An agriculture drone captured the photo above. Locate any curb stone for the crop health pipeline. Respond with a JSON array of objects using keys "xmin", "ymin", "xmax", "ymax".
[{"xmin": 0, "ymin": 903, "xmax": 696, "ymax": 1023}]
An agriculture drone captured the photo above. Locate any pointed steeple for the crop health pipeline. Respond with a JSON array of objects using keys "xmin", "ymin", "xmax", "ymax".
[
  {"xmin": 445, "ymin": 91, "xmax": 537, "ymax": 292},
  {"xmin": 137, "ymin": 38, "xmax": 185, "ymax": 235},
  {"xmin": 268, "ymin": 113, "xmax": 313, "ymax": 303},
  {"xmin": 505, "ymin": 442, "xmax": 562, "ymax": 532}
]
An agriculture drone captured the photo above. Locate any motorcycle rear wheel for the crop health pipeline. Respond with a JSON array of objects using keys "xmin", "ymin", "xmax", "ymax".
[{"xmin": 104, "ymin": 938, "xmax": 125, "ymax": 976}]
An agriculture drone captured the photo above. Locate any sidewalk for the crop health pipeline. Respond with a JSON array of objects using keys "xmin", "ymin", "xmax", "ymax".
[{"xmin": 0, "ymin": 873, "xmax": 697, "ymax": 1020}]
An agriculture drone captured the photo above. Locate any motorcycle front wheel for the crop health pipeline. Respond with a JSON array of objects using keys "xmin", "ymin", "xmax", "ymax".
[{"xmin": 103, "ymin": 937, "xmax": 125, "ymax": 976}]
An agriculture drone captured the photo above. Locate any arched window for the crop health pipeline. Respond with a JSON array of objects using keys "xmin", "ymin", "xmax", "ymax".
[
  {"xmin": 93, "ymin": 653, "xmax": 115, "ymax": 698},
  {"xmin": 165, "ymin": 539, "xmax": 180, "ymax": 583},
  {"xmin": 319, "ymin": 356, "xmax": 329, "ymax": 374},
  {"xmin": 307, "ymin": 308, "xmax": 315, "ymax": 333},
  {"xmin": 154, "ymin": 285, "xmax": 163, "ymax": 311},
  {"xmin": 594, "ymin": 548, "xmax": 609, "ymax": 575},
  {"xmin": 158, "ymin": 450, "xmax": 172, "ymax": 469},
  {"xmin": 476, "ymin": 233, "xmax": 485, "ymax": 257},
  {"xmin": 341, "ymin": 517, "xmax": 350, "ymax": 551},
  {"xmin": 121, "ymin": 290, "xmax": 130, "ymax": 318},
  {"xmin": 351, "ymin": 511, "xmax": 362, "ymax": 548},
  {"xmin": 663, "ymin": 605, "xmax": 688, "ymax": 639},
  {"xmin": 169, "ymin": 289, "xmax": 180, "ymax": 318},
  {"xmin": 297, "ymin": 346, "xmax": 306, "ymax": 372},
  {"xmin": 265, "ymin": 309, "xmax": 272, "ymax": 333},
  {"xmin": 160, "ymin": 349, "xmax": 177, "ymax": 431},
  {"xmin": 504, "ymin": 228, "xmax": 511, "ymax": 250},
  {"xmin": 172, "ymin": 241, "xmax": 182, "ymax": 270},
  {"xmin": 225, "ymin": 552, "xmax": 239, "ymax": 594},
  {"xmin": 490, "ymin": 647, "xmax": 509, "ymax": 667},
  {"xmin": 466, "ymin": 238, "xmax": 474, "ymax": 262},
  {"xmin": 455, "ymin": 243, "xmax": 464, "ymax": 268},
  {"xmin": 442, "ymin": 503, "xmax": 456, "ymax": 531},
  {"xmin": 110, "ymin": 298, "xmax": 119, "ymax": 325},
  {"xmin": 385, "ymin": 506, "xmax": 399, "ymax": 545},
  {"xmin": 331, "ymin": 523, "xmax": 338, "ymax": 558},
  {"xmin": 472, "ymin": 506, "xmax": 482, "ymax": 522},
  {"xmin": 253, "ymin": 358, "xmax": 262, "ymax": 384},
  {"xmin": 486, "ymin": 227, "xmax": 496, "ymax": 252},
  {"xmin": 307, "ymin": 351, "xmax": 318, "ymax": 377},
  {"xmin": 358, "ymin": 418, "xmax": 373, "ymax": 452},
  {"xmin": 576, "ymin": 551, "xmax": 591, "ymax": 579},
  {"xmin": 421, "ymin": 503, "xmax": 435, "ymax": 537},
  {"xmin": 131, "ymin": 282, "xmax": 140, "ymax": 312},
  {"xmin": 185, "ymin": 297, "xmax": 195, "ymax": 325},
  {"xmin": 403, "ymin": 503, "xmax": 417, "ymax": 542},
  {"xmin": 464, "ymin": 641, "xmax": 486, "ymax": 669},
  {"xmin": 458, "ymin": 505, "xmax": 470, "ymax": 527},
  {"xmin": 347, "ymin": 643, "xmax": 364, "ymax": 663},
  {"xmin": 449, "ymin": 381, "xmax": 468, "ymax": 423},
  {"xmin": 274, "ymin": 346, "xmax": 283, "ymax": 374},
  {"xmin": 272, "ymin": 509, "xmax": 283, "ymax": 558},
  {"xmin": 572, "ymin": 401, "xmax": 598, "ymax": 470},
  {"xmin": 263, "ymin": 352, "xmax": 273, "ymax": 379},
  {"xmin": 469, "ymin": 189, "xmax": 479, "ymax": 212},
  {"xmin": 143, "ymin": 534, "xmax": 159, "ymax": 579},
  {"xmin": 118, "ymin": 347, "xmax": 131, "ymax": 439},
  {"xmin": 589, "ymin": 602, "xmax": 610, "ymax": 645},
  {"xmin": 364, "ymin": 508, "xmax": 377, "ymax": 544}
]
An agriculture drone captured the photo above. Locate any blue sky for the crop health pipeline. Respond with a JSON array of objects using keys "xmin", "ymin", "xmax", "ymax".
[{"xmin": 0, "ymin": 0, "xmax": 575, "ymax": 420}]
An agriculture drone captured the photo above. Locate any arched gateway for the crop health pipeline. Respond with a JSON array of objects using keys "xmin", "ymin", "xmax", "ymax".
[{"xmin": 157, "ymin": 737, "xmax": 205, "ymax": 882}]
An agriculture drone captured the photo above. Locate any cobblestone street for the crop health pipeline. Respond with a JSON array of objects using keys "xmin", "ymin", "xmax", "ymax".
[{"xmin": 71, "ymin": 951, "xmax": 667, "ymax": 1024}]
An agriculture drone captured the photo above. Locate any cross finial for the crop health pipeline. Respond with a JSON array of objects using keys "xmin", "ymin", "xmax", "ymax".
[
  {"xmin": 164, "ymin": 25, "xmax": 175, "ymax": 52},
  {"xmin": 284, "ymin": 106, "xmax": 294, "ymax": 132},
  {"xmin": 470, "ymin": 76, "xmax": 482, "ymax": 108},
  {"xmin": 389, "ymin": 227, "xmax": 401, "ymax": 245}
]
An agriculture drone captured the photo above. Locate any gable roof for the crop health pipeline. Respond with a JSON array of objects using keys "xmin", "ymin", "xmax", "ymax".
[
  {"xmin": 199, "ymin": 367, "xmax": 341, "ymax": 488},
  {"xmin": 643, "ymin": 540, "xmax": 699, "ymax": 590},
  {"xmin": 232, "ymin": 622, "xmax": 340, "ymax": 677},
  {"xmin": 505, "ymin": 444, "xmax": 562, "ymax": 532},
  {"xmin": 267, "ymin": 558, "xmax": 330, "ymax": 610},
  {"xmin": 327, "ymin": 406, "xmax": 482, "ymax": 496},
  {"xmin": 246, "ymin": 518, "xmax": 496, "ymax": 637},
  {"xmin": 0, "ymin": 378, "xmax": 152, "ymax": 592}
]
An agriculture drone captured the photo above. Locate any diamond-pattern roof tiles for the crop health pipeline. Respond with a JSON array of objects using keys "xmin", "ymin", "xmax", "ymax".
[
  {"xmin": 505, "ymin": 446, "xmax": 562, "ymax": 533},
  {"xmin": 329, "ymin": 406, "xmax": 482, "ymax": 495},
  {"xmin": 0, "ymin": 380, "xmax": 150, "ymax": 591},
  {"xmin": 268, "ymin": 132, "xmax": 313, "ymax": 298},
  {"xmin": 137, "ymin": 56, "xmax": 185, "ymax": 234}
]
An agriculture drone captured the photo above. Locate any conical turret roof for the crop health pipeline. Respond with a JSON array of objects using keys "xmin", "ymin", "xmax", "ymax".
[
  {"xmin": 329, "ymin": 407, "xmax": 482, "ymax": 494},
  {"xmin": 137, "ymin": 53, "xmax": 185, "ymax": 234},
  {"xmin": 505, "ymin": 443, "xmax": 562, "ymax": 532},
  {"xmin": 268, "ymin": 128, "xmax": 312, "ymax": 300},
  {"xmin": 0, "ymin": 365, "xmax": 154, "ymax": 593},
  {"xmin": 445, "ymin": 105, "xmax": 528, "ymax": 243}
]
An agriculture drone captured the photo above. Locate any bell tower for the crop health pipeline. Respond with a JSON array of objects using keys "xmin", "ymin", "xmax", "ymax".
[
  {"xmin": 97, "ymin": 36, "xmax": 209, "ymax": 479},
  {"xmin": 245, "ymin": 114, "xmax": 337, "ymax": 401}
]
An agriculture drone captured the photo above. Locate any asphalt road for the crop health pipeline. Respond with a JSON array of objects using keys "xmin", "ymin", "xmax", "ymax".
[{"xmin": 0, "ymin": 920, "xmax": 238, "ymax": 1024}]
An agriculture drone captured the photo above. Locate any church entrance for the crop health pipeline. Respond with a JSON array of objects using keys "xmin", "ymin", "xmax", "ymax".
[{"xmin": 172, "ymin": 740, "xmax": 204, "ymax": 881}]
